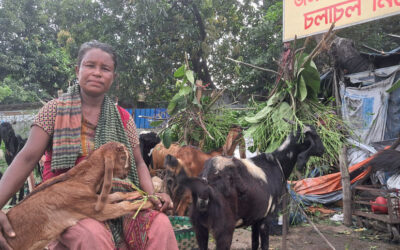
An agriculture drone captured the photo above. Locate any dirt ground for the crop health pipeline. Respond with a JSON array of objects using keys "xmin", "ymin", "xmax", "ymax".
[{"xmin": 208, "ymin": 221, "xmax": 400, "ymax": 250}]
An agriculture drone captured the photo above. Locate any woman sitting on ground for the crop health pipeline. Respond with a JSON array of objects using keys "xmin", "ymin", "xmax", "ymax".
[{"xmin": 0, "ymin": 40, "xmax": 178, "ymax": 250}]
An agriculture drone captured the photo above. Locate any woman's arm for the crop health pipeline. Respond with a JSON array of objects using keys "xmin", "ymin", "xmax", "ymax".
[{"xmin": 133, "ymin": 145, "xmax": 173, "ymax": 212}]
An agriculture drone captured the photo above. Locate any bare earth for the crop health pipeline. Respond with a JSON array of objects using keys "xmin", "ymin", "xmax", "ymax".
[{"xmin": 209, "ymin": 223, "xmax": 400, "ymax": 250}]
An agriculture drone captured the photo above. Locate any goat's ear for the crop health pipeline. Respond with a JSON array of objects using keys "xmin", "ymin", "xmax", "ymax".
[{"xmin": 95, "ymin": 151, "xmax": 115, "ymax": 212}]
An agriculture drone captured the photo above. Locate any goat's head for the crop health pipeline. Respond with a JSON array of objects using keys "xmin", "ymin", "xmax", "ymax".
[
  {"xmin": 139, "ymin": 131, "xmax": 161, "ymax": 166},
  {"xmin": 180, "ymin": 177, "xmax": 211, "ymax": 212},
  {"xmin": 95, "ymin": 141, "xmax": 131, "ymax": 211},
  {"xmin": 100, "ymin": 142, "xmax": 131, "ymax": 179},
  {"xmin": 294, "ymin": 125, "xmax": 325, "ymax": 169},
  {"xmin": 163, "ymin": 154, "xmax": 184, "ymax": 198}
]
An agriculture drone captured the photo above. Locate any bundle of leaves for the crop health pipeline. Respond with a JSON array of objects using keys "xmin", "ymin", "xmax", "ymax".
[
  {"xmin": 154, "ymin": 65, "xmax": 242, "ymax": 152},
  {"xmin": 244, "ymin": 31, "xmax": 348, "ymax": 174}
]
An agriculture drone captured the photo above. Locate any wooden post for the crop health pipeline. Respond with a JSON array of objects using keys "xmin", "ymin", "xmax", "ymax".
[{"xmin": 339, "ymin": 145, "xmax": 352, "ymax": 226}]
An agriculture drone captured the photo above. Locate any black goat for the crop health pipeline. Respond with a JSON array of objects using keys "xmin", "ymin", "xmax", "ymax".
[
  {"xmin": 139, "ymin": 131, "xmax": 161, "ymax": 167},
  {"xmin": 179, "ymin": 125, "xmax": 325, "ymax": 250},
  {"xmin": 0, "ymin": 122, "xmax": 30, "ymax": 205}
]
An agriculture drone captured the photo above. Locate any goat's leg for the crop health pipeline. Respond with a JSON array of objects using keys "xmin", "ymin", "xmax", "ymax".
[
  {"xmin": 194, "ymin": 223, "xmax": 209, "ymax": 250},
  {"xmin": 9, "ymin": 185, "xmax": 25, "ymax": 205},
  {"xmin": 10, "ymin": 194, "xmax": 17, "ymax": 205},
  {"xmin": 214, "ymin": 226, "xmax": 234, "ymax": 250},
  {"xmin": 251, "ymin": 222, "xmax": 260, "ymax": 250},
  {"xmin": 17, "ymin": 183, "xmax": 26, "ymax": 202},
  {"xmin": 91, "ymin": 200, "xmax": 153, "ymax": 221},
  {"xmin": 107, "ymin": 191, "xmax": 143, "ymax": 203},
  {"xmin": 259, "ymin": 218, "xmax": 270, "ymax": 250},
  {"xmin": 176, "ymin": 190, "xmax": 191, "ymax": 216}
]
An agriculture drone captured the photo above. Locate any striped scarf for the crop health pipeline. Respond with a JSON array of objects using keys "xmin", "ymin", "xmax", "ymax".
[{"xmin": 52, "ymin": 84, "xmax": 139, "ymax": 186}]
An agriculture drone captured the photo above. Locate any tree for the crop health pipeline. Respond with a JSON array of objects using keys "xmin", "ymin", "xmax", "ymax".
[{"xmin": 0, "ymin": 0, "xmax": 398, "ymax": 106}]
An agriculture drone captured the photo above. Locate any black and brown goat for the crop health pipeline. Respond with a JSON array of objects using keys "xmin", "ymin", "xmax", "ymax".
[
  {"xmin": 164, "ymin": 126, "xmax": 245, "ymax": 216},
  {"xmin": 179, "ymin": 125, "xmax": 325, "ymax": 250}
]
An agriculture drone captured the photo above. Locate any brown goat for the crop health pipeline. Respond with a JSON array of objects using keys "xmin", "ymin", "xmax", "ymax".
[
  {"xmin": 5, "ymin": 142, "xmax": 152, "ymax": 250},
  {"xmin": 150, "ymin": 143, "xmax": 181, "ymax": 176},
  {"xmin": 165, "ymin": 126, "xmax": 245, "ymax": 216},
  {"xmin": 150, "ymin": 126, "xmax": 246, "ymax": 177}
]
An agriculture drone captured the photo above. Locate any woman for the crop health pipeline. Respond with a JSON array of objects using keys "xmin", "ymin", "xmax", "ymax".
[{"xmin": 0, "ymin": 40, "xmax": 178, "ymax": 250}]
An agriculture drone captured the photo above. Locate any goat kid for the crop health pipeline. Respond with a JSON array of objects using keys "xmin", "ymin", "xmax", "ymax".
[
  {"xmin": 5, "ymin": 141, "xmax": 152, "ymax": 250},
  {"xmin": 163, "ymin": 126, "xmax": 245, "ymax": 216},
  {"xmin": 180, "ymin": 125, "xmax": 325, "ymax": 250}
]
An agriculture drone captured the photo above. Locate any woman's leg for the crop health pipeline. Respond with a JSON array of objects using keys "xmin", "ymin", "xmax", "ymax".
[
  {"xmin": 145, "ymin": 213, "xmax": 178, "ymax": 250},
  {"xmin": 47, "ymin": 218, "xmax": 115, "ymax": 250}
]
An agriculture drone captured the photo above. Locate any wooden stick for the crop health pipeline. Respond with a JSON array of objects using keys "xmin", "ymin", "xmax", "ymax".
[
  {"xmin": 290, "ymin": 196, "xmax": 337, "ymax": 250},
  {"xmin": 388, "ymin": 33, "xmax": 400, "ymax": 39},
  {"xmin": 226, "ymin": 57, "xmax": 279, "ymax": 75},
  {"xmin": 362, "ymin": 44, "xmax": 385, "ymax": 55}
]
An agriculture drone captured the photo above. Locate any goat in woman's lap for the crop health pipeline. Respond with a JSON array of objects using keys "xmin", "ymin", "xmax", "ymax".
[{"xmin": 5, "ymin": 142, "xmax": 152, "ymax": 250}]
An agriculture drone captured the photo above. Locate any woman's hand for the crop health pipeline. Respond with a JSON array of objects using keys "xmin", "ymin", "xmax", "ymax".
[
  {"xmin": 0, "ymin": 210, "xmax": 14, "ymax": 250},
  {"xmin": 150, "ymin": 193, "xmax": 174, "ymax": 212}
]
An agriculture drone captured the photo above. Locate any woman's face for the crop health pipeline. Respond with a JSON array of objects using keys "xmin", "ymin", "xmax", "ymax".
[{"xmin": 76, "ymin": 48, "xmax": 116, "ymax": 97}]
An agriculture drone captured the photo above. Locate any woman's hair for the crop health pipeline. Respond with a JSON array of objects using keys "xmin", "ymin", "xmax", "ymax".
[{"xmin": 77, "ymin": 40, "xmax": 118, "ymax": 71}]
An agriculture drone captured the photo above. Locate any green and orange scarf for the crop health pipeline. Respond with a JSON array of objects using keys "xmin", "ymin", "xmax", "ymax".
[{"xmin": 51, "ymin": 84, "xmax": 139, "ymax": 187}]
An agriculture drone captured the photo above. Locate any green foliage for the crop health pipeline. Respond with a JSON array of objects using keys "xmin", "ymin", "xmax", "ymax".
[
  {"xmin": 0, "ymin": 84, "xmax": 12, "ymax": 102},
  {"xmin": 244, "ymin": 49, "xmax": 348, "ymax": 169},
  {"xmin": 0, "ymin": 0, "xmax": 397, "ymax": 108},
  {"xmin": 161, "ymin": 64, "xmax": 241, "ymax": 151}
]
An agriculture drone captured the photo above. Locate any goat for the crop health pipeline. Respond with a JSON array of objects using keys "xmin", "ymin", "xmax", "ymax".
[
  {"xmin": 151, "ymin": 126, "xmax": 245, "ymax": 177},
  {"xmin": 139, "ymin": 131, "xmax": 161, "ymax": 167},
  {"xmin": 149, "ymin": 143, "xmax": 181, "ymax": 177},
  {"xmin": 0, "ymin": 122, "xmax": 30, "ymax": 205},
  {"xmin": 360, "ymin": 136, "xmax": 400, "ymax": 177},
  {"xmin": 179, "ymin": 125, "xmax": 325, "ymax": 250},
  {"xmin": 4, "ymin": 141, "xmax": 153, "ymax": 250},
  {"xmin": 164, "ymin": 125, "xmax": 245, "ymax": 216}
]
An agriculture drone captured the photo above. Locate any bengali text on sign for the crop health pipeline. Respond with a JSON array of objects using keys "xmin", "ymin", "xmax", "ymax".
[{"xmin": 283, "ymin": 0, "xmax": 400, "ymax": 41}]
